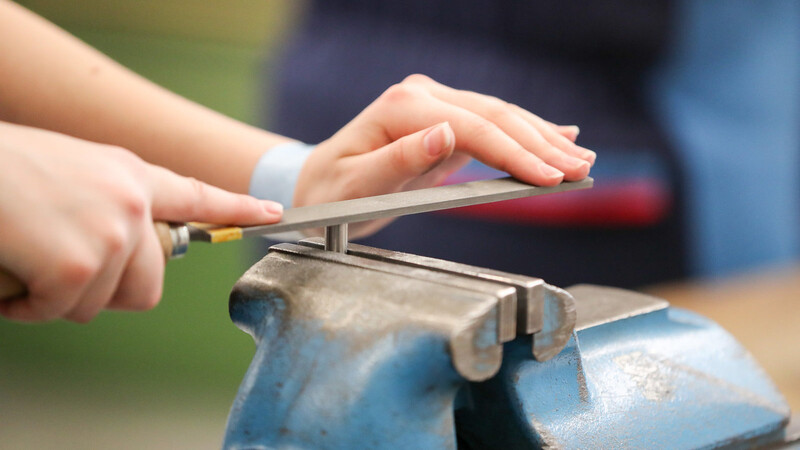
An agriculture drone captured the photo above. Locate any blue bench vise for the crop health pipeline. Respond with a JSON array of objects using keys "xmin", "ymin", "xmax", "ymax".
[{"xmin": 221, "ymin": 238, "xmax": 797, "ymax": 449}]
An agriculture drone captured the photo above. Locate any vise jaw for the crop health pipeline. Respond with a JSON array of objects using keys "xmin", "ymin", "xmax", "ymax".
[
  {"xmin": 298, "ymin": 237, "xmax": 577, "ymax": 362},
  {"xmin": 222, "ymin": 240, "xmax": 574, "ymax": 449},
  {"xmin": 222, "ymin": 242, "xmax": 797, "ymax": 449}
]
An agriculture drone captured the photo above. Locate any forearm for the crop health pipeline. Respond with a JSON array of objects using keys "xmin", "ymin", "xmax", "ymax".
[{"xmin": 0, "ymin": 0, "xmax": 291, "ymax": 194}]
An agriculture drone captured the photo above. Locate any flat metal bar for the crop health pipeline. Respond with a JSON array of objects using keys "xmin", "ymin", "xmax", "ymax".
[{"xmin": 236, "ymin": 177, "xmax": 592, "ymax": 238}]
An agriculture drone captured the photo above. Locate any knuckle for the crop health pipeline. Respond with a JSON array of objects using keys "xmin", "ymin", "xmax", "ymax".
[
  {"xmin": 188, "ymin": 177, "xmax": 207, "ymax": 199},
  {"xmin": 470, "ymin": 117, "xmax": 502, "ymax": 141},
  {"xmin": 67, "ymin": 310, "xmax": 96, "ymax": 324},
  {"xmin": 101, "ymin": 223, "xmax": 128, "ymax": 256},
  {"xmin": 90, "ymin": 214, "xmax": 133, "ymax": 256},
  {"xmin": 103, "ymin": 144, "xmax": 131, "ymax": 158},
  {"xmin": 105, "ymin": 145, "xmax": 144, "ymax": 168},
  {"xmin": 484, "ymin": 99, "xmax": 514, "ymax": 123},
  {"xmin": 389, "ymin": 139, "xmax": 410, "ymax": 172},
  {"xmin": 498, "ymin": 147, "xmax": 530, "ymax": 173},
  {"xmin": 55, "ymin": 256, "xmax": 100, "ymax": 289},
  {"xmin": 184, "ymin": 177, "xmax": 207, "ymax": 216},
  {"xmin": 227, "ymin": 195, "xmax": 256, "ymax": 222},
  {"xmin": 237, "ymin": 192, "xmax": 260, "ymax": 210},
  {"xmin": 138, "ymin": 285, "xmax": 163, "ymax": 311},
  {"xmin": 119, "ymin": 191, "xmax": 148, "ymax": 221},
  {"xmin": 380, "ymin": 83, "xmax": 420, "ymax": 105},
  {"xmin": 112, "ymin": 277, "xmax": 163, "ymax": 312},
  {"xmin": 402, "ymin": 73, "xmax": 432, "ymax": 85}
]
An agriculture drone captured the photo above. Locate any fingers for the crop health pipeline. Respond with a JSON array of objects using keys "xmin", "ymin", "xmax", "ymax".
[
  {"xmin": 0, "ymin": 221, "xmax": 116, "ymax": 322},
  {"xmin": 509, "ymin": 104, "xmax": 596, "ymax": 166},
  {"xmin": 107, "ymin": 217, "xmax": 165, "ymax": 311},
  {"xmin": 352, "ymin": 122, "xmax": 456, "ymax": 193},
  {"xmin": 63, "ymin": 225, "xmax": 132, "ymax": 322},
  {"xmin": 147, "ymin": 166, "xmax": 283, "ymax": 225},
  {"xmin": 549, "ymin": 123, "xmax": 580, "ymax": 142},
  {"xmin": 53, "ymin": 212, "xmax": 164, "ymax": 319},
  {"xmin": 401, "ymin": 152, "xmax": 472, "ymax": 192},
  {"xmin": 0, "ymin": 253, "xmax": 93, "ymax": 321},
  {"xmin": 369, "ymin": 88, "xmax": 565, "ymax": 186},
  {"xmin": 0, "ymin": 124, "xmax": 292, "ymax": 324},
  {"xmin": 0, "ymin": 206, "xmax": 145, "ymax": 323},
  {"xmin": 464, "ymin": 97, "xmax": 590, "ymax": 181},
  {"xmin": 398, "ymin": 75, "xmax": 595, "ymax": 180}
]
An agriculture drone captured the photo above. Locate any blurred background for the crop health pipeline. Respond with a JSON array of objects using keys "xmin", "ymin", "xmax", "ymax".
[
  {"xmin": 1, "ymin": 1, "xmax": 798, "ymax": 448},
  {"xmin": 0, "ymin": 1, "xmax": 302, "ymax": 448}
]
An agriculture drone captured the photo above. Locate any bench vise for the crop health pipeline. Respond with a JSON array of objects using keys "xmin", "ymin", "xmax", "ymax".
[
  {"xmin": 221, "ymin": 239, "xmax": 797, "ymax": 449},
  {"xmin": 195, "ymin": 177, "xmax": 796, "ymax": 449}
]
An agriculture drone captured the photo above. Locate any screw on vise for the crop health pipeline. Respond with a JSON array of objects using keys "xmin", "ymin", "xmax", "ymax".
[{"xmin": 324, "ymin": 224, "xmax": 348, "ymax": 253}]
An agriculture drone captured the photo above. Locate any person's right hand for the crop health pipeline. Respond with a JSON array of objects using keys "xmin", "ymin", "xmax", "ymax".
[{"xmin": 0, "ymin": 123, "xmax": 284, "ymax": 323}]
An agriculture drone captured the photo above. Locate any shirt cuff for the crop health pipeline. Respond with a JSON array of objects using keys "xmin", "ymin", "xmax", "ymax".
[{"xmin": 248, "ymin": 141, "xmax": 315, "ymax": 241}]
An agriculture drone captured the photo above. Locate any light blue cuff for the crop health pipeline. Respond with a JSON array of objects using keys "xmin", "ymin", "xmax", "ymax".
[
  {"xmin": 249, "ymin": 141, "xmax": 315, "ymax": 207},
  {"xmin": 249, "ymin": 141, "xmax": 315, "ymax": 241}
]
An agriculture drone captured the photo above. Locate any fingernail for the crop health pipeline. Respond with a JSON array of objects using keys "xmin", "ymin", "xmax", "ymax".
[
  {"xmin": 424, "ymin": 122, "xmax": 453, "ymax": 157},
  {"xmin": 567, "ymin": 158, "xmax": 591, "ymax": 171},
  {"xmin": 263, "ymin": 201, "xmax": 284, "ymax": 215},
  {"xmin": 541, "ymin": 164, "xmax": 564, "ymax": 179},
  {"xmin": 566, "ymin": 125, "xmax": 580, "ymax": 137},
  {"xmin": 581, "ymin": 148, "xmax": 596, "ymax": 165}
]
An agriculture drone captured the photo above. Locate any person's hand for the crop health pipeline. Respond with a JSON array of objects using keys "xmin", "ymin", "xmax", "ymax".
[
  {"xmin": 0, "ymin": 123, "xmax": 283, "ymax": 323},
  {"xmin": 294, "ymin": 74, "xmax": 596, "ymax": 237}
]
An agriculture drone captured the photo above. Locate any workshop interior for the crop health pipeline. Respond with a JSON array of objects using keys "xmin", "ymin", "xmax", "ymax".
[{"xmin": 1, "ymin": 1, "xmax": 799, "ymax": 449}]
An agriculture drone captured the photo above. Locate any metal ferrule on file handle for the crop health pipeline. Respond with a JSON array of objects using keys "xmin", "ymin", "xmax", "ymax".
[{"xmin": 156, "ymin": 222, "xmax": 190, "ymax": 259}]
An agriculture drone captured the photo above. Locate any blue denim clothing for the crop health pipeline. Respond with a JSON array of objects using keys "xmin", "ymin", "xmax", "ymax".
[{"xmin": 649, "ymin": 0, "xmax": 800, "ymax": 277}]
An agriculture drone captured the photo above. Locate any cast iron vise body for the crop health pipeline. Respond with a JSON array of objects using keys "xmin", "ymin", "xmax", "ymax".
[{"xmin": 222, "ymin": 240, "xmax": 798, "ymax": 449}]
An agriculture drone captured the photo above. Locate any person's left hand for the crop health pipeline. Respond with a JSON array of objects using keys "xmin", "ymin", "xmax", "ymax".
[
  {"xmin": 0, "ymin": 123, "xmax": 284, "ymax": 323},
  {"xmin": 294, "ymin": 74, "xmax": 595, "ymax": 237}
]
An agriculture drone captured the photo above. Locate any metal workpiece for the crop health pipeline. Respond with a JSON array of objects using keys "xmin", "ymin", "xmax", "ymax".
[
  {"xmin": 299, "ymin": 237, "xmax": 575, "ymax": 361},
  {"xmin": 223, "ymin": 243, "xmax": 509, "ymax": 449}
]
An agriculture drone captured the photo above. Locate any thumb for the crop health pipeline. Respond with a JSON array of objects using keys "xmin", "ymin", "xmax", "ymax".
[
  {"xmin": 147, "ymin": 166, "xmax": 284, "ymax": 225},
  {"xmin": 355, "ymin": 122, "xmax": 456, "ymax": 193}
]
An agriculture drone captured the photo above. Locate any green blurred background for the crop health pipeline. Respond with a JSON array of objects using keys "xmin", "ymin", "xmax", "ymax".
[{"xmin": 0, "ymin": 1, "xmax": 301, "ymax": 447}]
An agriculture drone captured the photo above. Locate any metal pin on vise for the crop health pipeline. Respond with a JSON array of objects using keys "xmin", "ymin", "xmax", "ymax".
[{"xmin": 324, "ymin": 224, "xmax": 348, "ymax": 253}]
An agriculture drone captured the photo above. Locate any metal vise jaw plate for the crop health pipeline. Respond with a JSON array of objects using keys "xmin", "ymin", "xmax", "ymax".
[
  {"xmin": 299, "ymin": 238, "xmax": 576, "ymax": 361},
  {"xmin": 240, "ymin": 243, "xmax": 512, "ymax": 381}
]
